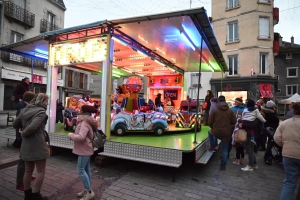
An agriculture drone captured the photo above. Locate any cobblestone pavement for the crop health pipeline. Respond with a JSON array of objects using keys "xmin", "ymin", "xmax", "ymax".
[{"xmin": 0, "ymin": 127, "xmax": 299, "ymax": 200}]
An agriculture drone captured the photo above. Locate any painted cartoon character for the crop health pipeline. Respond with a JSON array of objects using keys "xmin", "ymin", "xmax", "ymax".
[{"xmin": 144, "ymin": 114, "xmax": 153, "ymax": 130}]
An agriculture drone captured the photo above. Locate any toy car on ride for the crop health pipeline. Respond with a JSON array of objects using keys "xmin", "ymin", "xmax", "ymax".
[
  {"xmin": 111, "ymin": 111, "xmax": 168, "ymax": 136},
  {"xmin": 63, "ymin": 108, "xmax": 79, "ymax": 131}
]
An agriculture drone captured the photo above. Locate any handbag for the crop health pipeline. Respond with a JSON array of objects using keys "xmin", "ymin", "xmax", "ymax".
[
  {"xmin": 202, "ymin": 102, "xmax": 208, "ymax": 110},
  {"xmin": 234, "ymin": 128, "xmax": 247, "ymax": 143}
]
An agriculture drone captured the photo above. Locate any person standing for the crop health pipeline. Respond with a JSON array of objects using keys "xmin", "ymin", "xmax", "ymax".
[
  {"xmin": 274, "ymin": 102, "xmax": 300, "ymax": 200},
  {"xmin": 208, "ymin": 95, "xmax": 236, "ymax": 171},
  {"xmin": 68, "ymin": 105, "xmax": 98, "ymax": 200},
  {"xmin": 13, "ymin": 77, "xmax": 30, "ymax": 105},
  {"xmin": 208, "ymin": 97, "xmax": 219, "ymax": 152},
  {"xmin": 204, "ymin": 90, "xmax": 213, "ymax": 125},
  {"xmin": 284, "ymin": 102, "xmax": 294, "ymax": 121},
  {"xmin": 15, "ymin": 91, "xmax": 36, "ymax": 191},
  {"xmin": 155, "ymin": 93, "xmax": 163, "ymax": 108},
  {"xmin": 56, "ymin": 99, "xmax": 64, "ymax": 123},
  {"xmin": 13, "ymin": 93, "xmax": 50, "ymax": 200}
]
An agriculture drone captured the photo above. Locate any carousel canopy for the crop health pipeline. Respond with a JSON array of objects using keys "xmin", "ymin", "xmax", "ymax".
[{"xmin": 0, "ymin": 7, "xmax": 227, "ymax": 77}]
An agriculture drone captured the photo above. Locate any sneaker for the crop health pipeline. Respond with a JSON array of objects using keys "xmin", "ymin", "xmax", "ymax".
[
  {"xmin": 16, "ymin": 184, "xmax": 24, "ymax": 191},
  {"xmin": 232, "ymin": 160, "xmax": 240, "ymax": 165},
  {"xmin": 80, "ymin": 190, "xmax": 94, "ymax": 200},
  {"xmin": 253, "ymin": 165, "xmax": 258, "ymax": 169},
  {"xmin": 77, "ymin": 189, "xmax": 87, "ymax": 197},
  {"xmin": 241, "ymin": 165, "xmax": 254, "ymax": 172},
  {"xmin": 208, "ymin": 147, "xmax": 216, "ymax": 152}
]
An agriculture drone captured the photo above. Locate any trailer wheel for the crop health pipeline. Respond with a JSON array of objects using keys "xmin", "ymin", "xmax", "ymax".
[
  {"xmin": 64, "ymin": 123, "xmax": 68, "ymax": 131},
  {"xmin": 154, "ymin": 126, "xmax": 164, "ymax": 136},
  {"xmin": 114, "ymin": 124, "xmax": 126, "ymax": 136}
]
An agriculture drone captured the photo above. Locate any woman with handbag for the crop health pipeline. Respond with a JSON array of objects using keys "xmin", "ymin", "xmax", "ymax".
[
  {"xmin": 68, "ymin": 105, "xmax": 98, "ymax": 200},
  {"xmin": 13, "ymin": 93, "xmax": 50, "ymax": 200}
]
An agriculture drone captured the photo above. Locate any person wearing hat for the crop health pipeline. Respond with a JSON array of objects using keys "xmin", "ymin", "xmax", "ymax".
[
  {"xmin": 228, "ymin": 97, "xmax": 246, "ymax": 157},
  {"xmin": 155, "ymin": 93, "xmax": 163, "ymax": 108},
  {"xmin": 68, "ymin": 105, "xmax": 98, "ymax": 200},
  {"xmin": 14, "ymin": 91, "xmax": 36, "ymax": 192}
]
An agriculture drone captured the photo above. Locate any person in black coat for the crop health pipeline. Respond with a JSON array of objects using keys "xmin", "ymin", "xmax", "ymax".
[
  {"xmin": 204, "ymin": 90, "xmax": 214, "ymax": 125},
  {"xmin": 13, "ymin": 77, "xmax": 30, "ymax": 105},
  {"xmin": 56, "ymin": 99, "xmax": 64, "ymax": 123},
  {"xmin": 155, "ymin": 93, "xmax": 163, "ymax": 108}
]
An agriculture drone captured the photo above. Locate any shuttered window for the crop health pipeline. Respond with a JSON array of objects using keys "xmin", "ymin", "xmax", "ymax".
[{"xmin": 259, "ymin": 17, "xmax": 270, "ymax": 38}]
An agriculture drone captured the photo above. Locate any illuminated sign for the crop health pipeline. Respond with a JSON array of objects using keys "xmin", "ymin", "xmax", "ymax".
[
  {"xmin": 164, "ymin": 90, "xmax": 178, "ymax": 100},
  {"xmin": 49, "ymin": 37, "xmax": 107, "ymax": 66}
]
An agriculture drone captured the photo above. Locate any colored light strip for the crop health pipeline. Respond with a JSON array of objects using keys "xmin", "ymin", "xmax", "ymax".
[
  {"xmin": 154, "ymin": 60, "xmax": 165, "ymax": 66},
  {"xmin": 112, "ymin": 37, "xmax": 127, "ymax": 46},
  {"xmin": 35, "ymin": 48, "xmax": 48, "ymax": 55},
  {"xmin": 34, "ymin": 53, "xmax": 48, "ymax": 59},
  {"xmin": 181, "ymin": 25, "xmax": 197, "ymax": 51}
]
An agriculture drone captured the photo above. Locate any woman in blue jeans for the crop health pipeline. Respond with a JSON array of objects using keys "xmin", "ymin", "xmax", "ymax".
[
  {"xmin": 68, "ymin": 105, "xmax": 98, "ymax": 200},
  {"xmin": 274, "ymin": 102, "xmax": 300, "ymax": 200}
]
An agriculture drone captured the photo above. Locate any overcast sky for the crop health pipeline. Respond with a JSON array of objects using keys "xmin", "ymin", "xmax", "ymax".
[{"xmin": 63, "ymin": 0, "xmax": 300, "ymax": 44}]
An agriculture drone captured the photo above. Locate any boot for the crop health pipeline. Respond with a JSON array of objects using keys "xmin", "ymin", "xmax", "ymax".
[
  {"xmin": 24, "ymin": 188, "xmax": 32, "ymax": 200},
  {"xmin": 240, "ymin": 158, "xmax": 244, "ymax": 165},
  {"xmin": 32, "ymin": 192, "xmax": 48, "ymax": 200}
]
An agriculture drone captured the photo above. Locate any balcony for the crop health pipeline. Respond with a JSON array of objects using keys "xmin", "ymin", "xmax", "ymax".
[
  {"xmin": 4, "ymin": 1, "xmax": 35, "ymax": 28},
  {"xmin": 1, "ymin": 52, "xmax": 46, "ymax": 69},
  {"xmin": 40, "ymin": 19, "xmax": 61, "ymax": 33}
]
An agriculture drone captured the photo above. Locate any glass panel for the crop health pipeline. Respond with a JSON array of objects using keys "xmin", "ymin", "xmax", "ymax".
[
  {"xmin": 234, "ymin": 22, "xmax": 238, "ymax": 40},
  {"xmin": 288, "ymin": 69, "xmax": 297, "ymax": 76},
  {"xmin": 287, "ymin": 86, "xmax": 291, "ymax": 95},
  {"xmin": 228, "ymin": 23, "xmax": 233, "ymax": 42},
  {"xmin": 234, "ymin": 56, "xmax": 238, "ymax": 74},
  {"xmin": 228, "ymin": 56, "xmax": 233, "ymax": 75},
  {"xmin": 293, "ymin": 86, "xmax": 297, "ymax": 94},
  {"xmin": 261, "ymin": 54, "xmax": 266, "ymax": 74}
]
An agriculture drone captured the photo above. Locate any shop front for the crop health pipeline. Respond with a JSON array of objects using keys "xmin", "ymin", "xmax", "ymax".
[{"xmin": 211, "ymin": 76, "xmax": 277, "ymax": 104}]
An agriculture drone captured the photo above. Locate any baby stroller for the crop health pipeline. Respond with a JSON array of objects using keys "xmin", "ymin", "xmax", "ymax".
[{"xmin": 264, "ymin": 127, "xmax": 282, "ymax": 165}]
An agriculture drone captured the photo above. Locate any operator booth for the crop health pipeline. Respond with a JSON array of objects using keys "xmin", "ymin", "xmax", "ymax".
[{"xmin": 0, "ymin": 7, "xmax": 228, "ymax": 172}]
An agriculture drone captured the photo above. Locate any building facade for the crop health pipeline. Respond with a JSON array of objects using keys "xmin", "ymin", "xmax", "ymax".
[
  {"xmin": 210, "ymin": 0, "xmax": 278, "ymax": 103},
  {"xmin": 274, "ymin": 36, "xmax": 300, "ymax": 114},
  {"xmin": 0, "ymin": 0, "xmax": 66, "ymax": 110}
]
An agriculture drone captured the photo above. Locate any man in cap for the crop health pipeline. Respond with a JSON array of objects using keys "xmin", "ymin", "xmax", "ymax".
[{"xmin": 208, "ymin": 95, "xmax": 236, "ymax": 171}]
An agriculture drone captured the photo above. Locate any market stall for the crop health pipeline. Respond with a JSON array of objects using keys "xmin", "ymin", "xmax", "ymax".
[{"xmin": 1, "ymin": 7, "xmax": 227, "ymax": 166}]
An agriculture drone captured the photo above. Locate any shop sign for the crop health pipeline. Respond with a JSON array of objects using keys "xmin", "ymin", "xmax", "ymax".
[
  {"xmin": 149, "ymin": 75, "xmax": 183, "ymax": 87},
  {"xmin": 164, "ymin": 90, "xmax": 178, "ymax": 100},
  {"xmin": 1, "ymin": 69, "xmax": 31, "ymax": 81},
  {"xmin": 223, "ymin": 84, "xmax": 245, "ymax": 91},
  {"xmin": 32, "ymin": 75, "xmax": 43, "ymax": 84}
]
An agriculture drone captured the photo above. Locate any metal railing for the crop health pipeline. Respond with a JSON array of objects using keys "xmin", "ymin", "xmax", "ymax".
[
  {"xmin": 4, "ymin": 1, "xmax": 35, "ymax": 28},
  {"xmin": 1, "ymin": 52, "xmax": 46, "ymax": 69},
  {"xmin": 40, "ymin": 19, "xmax": 61, "ymax": 33}
]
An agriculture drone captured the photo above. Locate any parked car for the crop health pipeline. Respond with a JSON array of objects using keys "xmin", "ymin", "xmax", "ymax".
[{"xmin": 111, "ymin": 111, "xmax": 168, "ymax": 136}]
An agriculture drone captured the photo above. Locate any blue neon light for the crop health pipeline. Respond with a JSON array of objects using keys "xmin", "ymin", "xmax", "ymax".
[
  {"xmin": 35, "ymin": 48, "xmax": 48, "ymax": 55},
  {"xmin": 181, "ymin": 25, "xmax": 197, "ymax": 51},
  {"xmin": 34, "ymin": 53, "xmax": 48, "ymax": 59}
]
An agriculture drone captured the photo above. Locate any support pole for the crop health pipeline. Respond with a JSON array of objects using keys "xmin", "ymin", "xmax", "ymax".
[
  {"xmin": 193, "ymin": 35, "xmax": 204, "ymax": 144},
  {"xmin": 100, "ymin": 34, "xmax": 113, "ymax": 139},
  {"xmin": 31, "ymin": 58, "xmax": 34, "ymax": 91}
]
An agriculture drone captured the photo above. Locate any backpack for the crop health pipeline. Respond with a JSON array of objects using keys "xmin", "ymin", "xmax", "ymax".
[
  {"xmin": 234, "ymin": 128, "xmax": 247, "ymax": 143},
  {"xmin": 90, "ymin": 129, "xmax": 106, "ymax": 148}
]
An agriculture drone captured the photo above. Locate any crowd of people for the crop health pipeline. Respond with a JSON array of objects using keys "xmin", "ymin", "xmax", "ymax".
[{"xmin": 207, "ymin": 95, "xmax": 299, "ymax": 200}]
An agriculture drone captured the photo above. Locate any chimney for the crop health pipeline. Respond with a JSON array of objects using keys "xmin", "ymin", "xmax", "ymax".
[{"xmin": 291, "ymin": 36, "xmax": 294, "ymax": 47}]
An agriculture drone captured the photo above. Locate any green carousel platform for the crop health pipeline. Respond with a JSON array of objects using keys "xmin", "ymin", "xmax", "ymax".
[{"xmin": 50, "ymin": 124, "xmax": 213, "ymax": 168}]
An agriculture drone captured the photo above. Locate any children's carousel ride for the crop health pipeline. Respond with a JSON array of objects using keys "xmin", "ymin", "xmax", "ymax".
[{"xmin": 110, "ymin": 76, "xmax": 168, "ymax": 136}]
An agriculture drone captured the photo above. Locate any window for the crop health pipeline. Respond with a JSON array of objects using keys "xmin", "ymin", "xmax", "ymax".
[
  {"xmin": 227, "ymin": 0, "xmax": 239, "ymax": 9},
  {"xmin": 227, "ymin": 21, "xmax": 239, "ymax": 42},
  {"xmin": 228, "ymin": 55, "xmax": 238, "ymax": 75},
  {"xmin": 287, "ymin": 67, "xmax": 298, "ymax": 78},
  {"xmin": 258, "ymin": 0, "xmax": 270, "ymax": 3},
  {"xmin": 286, "ymin": 85, "xmax": 298, "ymax": 96},
  {"xmin": 259, "ymin": 17, "xmax": 270, "ymax": 38},
  {"xmin": 47, "ymin": 12, "xmax": 55, "ymax": 31},
  {"xmin": 259, "ymin": 53, "xmax": 269, "ymax": 74},
  {"xmin": 10, "ymin": 31, "xmax": 23, "ymax": 44}
]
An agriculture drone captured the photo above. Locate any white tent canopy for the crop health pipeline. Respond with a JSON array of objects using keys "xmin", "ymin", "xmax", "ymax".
[{"xmin": 278, "ymin": 93, "xmax": 300, "ymax": 104}]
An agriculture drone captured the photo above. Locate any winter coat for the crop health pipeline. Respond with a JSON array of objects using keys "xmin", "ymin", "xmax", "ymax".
[
  {"xmin": 13, "ymin": 104, "xmax": 50, "ymax": 161},
  {"xmin": 16, "ymin": 101, "xmax": 28, "ymax": 117},
  {"xmin": 68, "ymin": 115, "xmax": 98, "ymax": 156},
  {"xmin": 56, "ymin": 102, "xmax": 64, "ymax": 122},
  {"xmin": 208, "ymin": 102, "xmax": 236, "ymax": 142},
  {"xmin": 231, "ymin": 105, "xmax": 246, "ymax": 117},
  {"xmin": 242, "ymin": 108, "xmax": 266, "ymax": 123},
  {"xmin": 13, "ymin": 81, "xmax": 29, "ymax": 102},
  {"xmin": 274, "ymin": 115, "xmax": 300, "ymax": 159},
  {"xmin": 263, "ymin": 108, "xmax": 279, "ymax": 130},
  {"xmin": 284, "ymin": 110, "xmax": 294, "ymax": 121},
  {"xmin": 204, "ymin": 95, "xmax": 213, "ymax": 111}
]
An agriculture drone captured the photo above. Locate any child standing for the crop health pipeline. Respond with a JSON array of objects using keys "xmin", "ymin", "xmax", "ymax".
[{"xmin": 232, "ymin": 117, "xmax": 245, "ymax": 165}]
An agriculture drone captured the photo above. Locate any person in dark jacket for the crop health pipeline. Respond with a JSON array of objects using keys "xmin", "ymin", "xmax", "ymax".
[
  {"xmin": 14, "ymin": 91, "xmax": 36, "ymax": 192},
  {"xmin": 13, "ymin": 77, "xmax": 30, "ymax": 105},
  {"xmin": 13, "ymin": 93, "xmax": 50, "ymax": 200},
  {"xmin": 155, "ymin": 93, "xmax": 163, "ymax": 108},
  {"xmin": 204, "ymin": 90, "xmax": 213, "ymax": 125},
  {"xmin": 56, "ymin": 99, "xmax": 64, "ymax": 123},
  {"xmin": 284, "ymin": 102, "xmax": 294, "ymax": 121},
  {"xmin": 208, "ymin": 95, "xmax": 236, "ymax": 171}
]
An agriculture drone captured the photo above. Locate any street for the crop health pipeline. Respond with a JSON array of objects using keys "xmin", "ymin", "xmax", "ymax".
[{"xmin": 0, "ymin": 127, "xmax": 299, "ymax": 200}]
